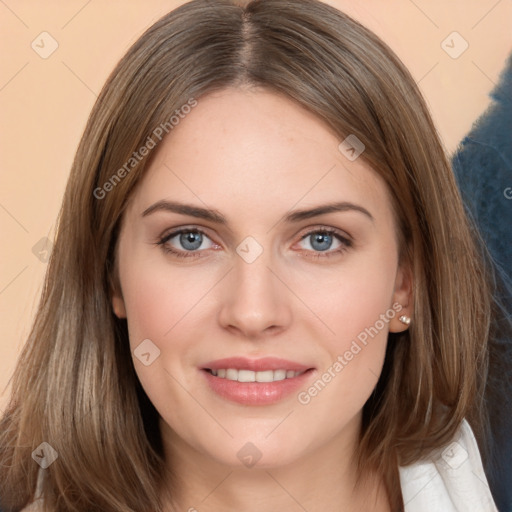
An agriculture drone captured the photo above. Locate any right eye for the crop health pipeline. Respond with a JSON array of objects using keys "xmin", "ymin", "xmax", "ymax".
[{"xmin": 157, "ymin": 228, "xmax": 218, "ymax": 258}]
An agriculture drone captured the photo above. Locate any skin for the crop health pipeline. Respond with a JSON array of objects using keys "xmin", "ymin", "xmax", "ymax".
[{"xmin": 112, "ymin": 86, "xmax": 412, "ymax": 512}]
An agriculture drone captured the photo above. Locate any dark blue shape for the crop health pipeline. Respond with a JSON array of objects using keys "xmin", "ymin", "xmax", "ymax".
[{"xmin": 452, "ymin": 52, "xmax": 512, "ymax": 512}]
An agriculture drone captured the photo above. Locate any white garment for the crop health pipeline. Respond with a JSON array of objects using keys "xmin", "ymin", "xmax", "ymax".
[
  {"xmin": 24, "ymin": 419, "xmax": 498, "ymax": 511},
  {"xmin": 399, "ymin": 419, "xmax": 499, "ymax": 511}
]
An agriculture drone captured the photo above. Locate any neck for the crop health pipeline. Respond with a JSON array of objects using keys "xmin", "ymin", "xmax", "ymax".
[{"xmin": 158, "ymin": 415, "xmax": 392, "ymax": 512}]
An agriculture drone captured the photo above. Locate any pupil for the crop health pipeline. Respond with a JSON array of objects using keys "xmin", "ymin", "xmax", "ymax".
[
  {"xmin": 181, "ymin": 231, "xmax": 202, "ymax": 250},
  {"xmin": 312, "ymin": 233, "xmax": 331, "ymax": 251}
]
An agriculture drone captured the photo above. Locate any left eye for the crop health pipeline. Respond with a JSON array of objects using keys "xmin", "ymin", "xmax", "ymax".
[{"xmin": 298, "ymin": 230, "xmax": 343, "ymax": 252}]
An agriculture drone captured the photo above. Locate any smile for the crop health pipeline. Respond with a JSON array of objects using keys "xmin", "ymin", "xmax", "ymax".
[
  {"xmin": 206, "ymin": 368, "xmax": 307, "ymax": 382},
  {"xmin": 200, "ymin": 357, "xmax": 316, "ymax": 405}
]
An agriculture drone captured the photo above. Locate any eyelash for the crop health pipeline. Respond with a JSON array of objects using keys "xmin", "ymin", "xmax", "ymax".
[{"xmin": 155, "ymin": 227, "xmax": 353, "ymax": 260}]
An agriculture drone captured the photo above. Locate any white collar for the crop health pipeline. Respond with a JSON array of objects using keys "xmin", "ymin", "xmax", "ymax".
[{"xmin": 399, "ymin": 419, "xmax": 498, "ymax": 511}]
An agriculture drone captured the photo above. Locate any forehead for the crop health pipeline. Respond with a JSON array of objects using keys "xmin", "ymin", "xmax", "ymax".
[{"xmin": 127, "ymin": 87, "xmax": 394, "ymax": 227}]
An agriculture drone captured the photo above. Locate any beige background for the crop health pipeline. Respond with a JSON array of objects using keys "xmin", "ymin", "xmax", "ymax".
[{"xmin": 1, "ymin": 0, "xmax": 511, "ymax": 412}]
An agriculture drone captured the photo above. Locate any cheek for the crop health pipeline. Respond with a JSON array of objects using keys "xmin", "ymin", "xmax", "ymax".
[
  {"xmin": 306, "ymin": 250, "xmax": 398, "ymax": 349},
  {"xmin": 120, "ymin": 256, "xmax": 214, "ymax": 347},
  {"xmin": 297, "ymin": 248, "xmax": 397, "ymax": 409},
  {"xmin": 118, "ymin": 258, "xmax": 212, "ymax": 412}
]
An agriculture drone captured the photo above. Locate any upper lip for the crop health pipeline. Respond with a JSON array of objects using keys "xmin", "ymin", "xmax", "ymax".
[{"xmin": 202, "ymin": 357, "xmax": 313, "ymax": 372}]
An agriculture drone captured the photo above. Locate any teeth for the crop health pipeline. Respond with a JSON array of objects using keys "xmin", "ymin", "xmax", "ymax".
[
  {"xmin": 208, "ymin": 368, "xmax": 305, "ymax": 382},
  {"xmin": 273, "ymin": 369, "xmax": 286, "ymax": 381},
  {"xmin": 226, "ymin": 369, "xmax": 238, "ymax": 381},
  {"xmin": 255, "ymin": 370, "xmax": 274, "ymax": 382}
]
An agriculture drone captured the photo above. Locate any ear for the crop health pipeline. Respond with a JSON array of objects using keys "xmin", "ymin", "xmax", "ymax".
[
  {"xmin": 389, "ymin": 261, "xmax": 413, "ymax": 333},
  {"xmin": 109, "ymin": 268, "xmax": 127, "ymax": 319},
  {"xmin": 112, "ymin": 291, "xmax": 127, "ymax": 319}
]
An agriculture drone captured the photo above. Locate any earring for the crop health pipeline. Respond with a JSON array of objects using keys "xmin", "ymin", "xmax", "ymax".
[{"xmin": 399, "ymin": 315, "xmax": 411, "ymax": 326}]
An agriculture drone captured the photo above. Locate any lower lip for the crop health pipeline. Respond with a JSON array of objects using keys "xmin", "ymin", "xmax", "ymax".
[{"xmin": 201, "ymin": 369, "xmax": 315, "ymax": 405}]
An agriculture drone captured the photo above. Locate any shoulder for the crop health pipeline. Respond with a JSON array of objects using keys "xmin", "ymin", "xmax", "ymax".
[{"xmin": 398, "ymin": 419, "xmax": 498, "ymax": 512}]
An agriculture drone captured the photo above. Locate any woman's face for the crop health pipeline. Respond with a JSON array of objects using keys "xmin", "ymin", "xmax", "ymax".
[{"xmin": 112, "ymin": 87, "xmax": 411, "ymax": 470}]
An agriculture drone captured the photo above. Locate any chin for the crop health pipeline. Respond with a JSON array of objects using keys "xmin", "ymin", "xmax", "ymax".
[{"xmin": 200, "ymin": 434, "xmax": 305, "ymax": 470}]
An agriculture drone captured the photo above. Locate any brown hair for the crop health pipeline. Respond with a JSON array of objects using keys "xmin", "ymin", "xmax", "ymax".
[{"xmin": 0, "ymin": 0, "xmax": 494, "ymax": 510}]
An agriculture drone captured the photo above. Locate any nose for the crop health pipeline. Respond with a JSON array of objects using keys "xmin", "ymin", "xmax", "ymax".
[{"xmin": 217, "ymin": 247, "xmax": 292, "ymax": 340}]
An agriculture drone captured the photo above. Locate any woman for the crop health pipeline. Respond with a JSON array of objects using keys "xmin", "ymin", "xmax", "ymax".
[{"xmin": 0, "ymin": 0, "xmax": 500, "ymax": 510}]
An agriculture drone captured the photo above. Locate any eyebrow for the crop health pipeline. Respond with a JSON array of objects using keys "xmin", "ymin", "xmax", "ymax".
[{"xmin": 141, "ymin": 200, "xmax": 374, "ymax": 224}]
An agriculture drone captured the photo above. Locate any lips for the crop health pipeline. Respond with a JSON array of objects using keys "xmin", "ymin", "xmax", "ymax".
[
  {"xmin": 200, "ymin": 357, "xmax": 316, "ymax": 405},
  {"xmin": 202, "ymin": 356, "xmax": 312, "ymax": 373}
]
